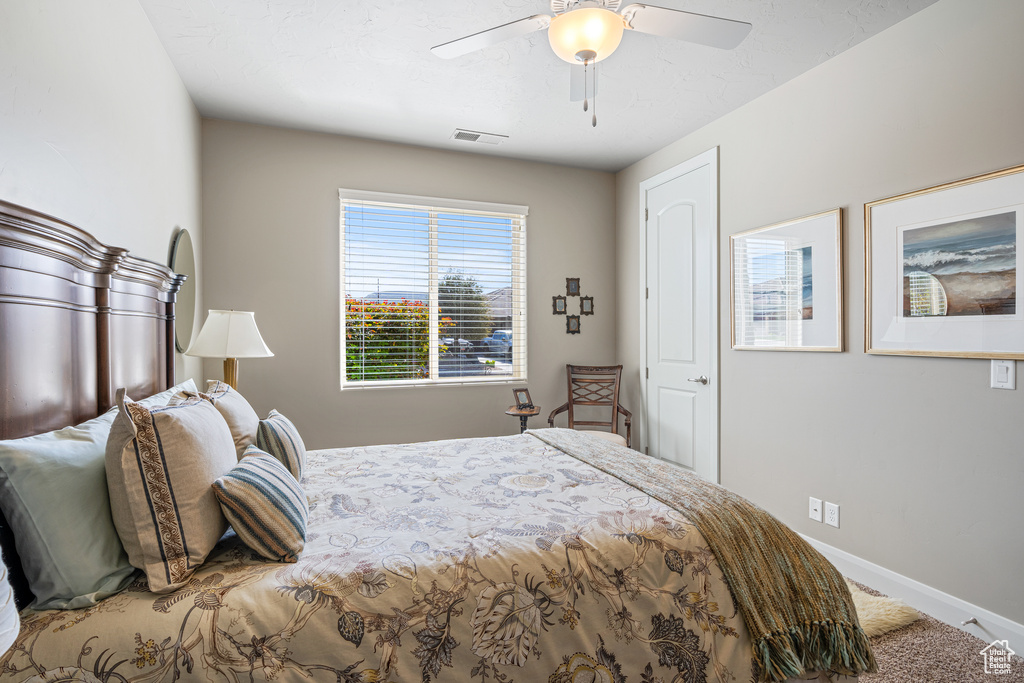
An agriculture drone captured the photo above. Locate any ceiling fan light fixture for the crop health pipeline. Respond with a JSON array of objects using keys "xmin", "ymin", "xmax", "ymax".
[{"xmin": 548, "ymin": 8, "xmax": 624, "ymax": 64}]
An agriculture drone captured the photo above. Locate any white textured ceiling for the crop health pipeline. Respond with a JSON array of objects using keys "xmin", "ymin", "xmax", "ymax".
[{"xmin": 137, "ymin": 0, "xmax": 938, "ymax": 172}]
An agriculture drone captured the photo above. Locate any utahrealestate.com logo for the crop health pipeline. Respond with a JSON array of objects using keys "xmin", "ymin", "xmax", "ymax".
[{"xmin": 981, "ymin": 640, "xmax": 1015, "ymax": 675}]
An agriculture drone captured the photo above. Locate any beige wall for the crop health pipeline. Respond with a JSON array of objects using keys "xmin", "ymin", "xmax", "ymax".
[
  {"xmin": 616, "ymin": 0, "xmax": 1024, "ymax": 623},
  {"xmin": 202, "ymin": 120, "xmax": 617, "ymax": 448},
  {"xmin": 0, "ymin": 0, "xmax": 203, "ymax": 383}
]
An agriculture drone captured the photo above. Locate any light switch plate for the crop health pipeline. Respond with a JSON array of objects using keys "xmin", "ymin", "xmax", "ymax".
[
  {"xmin": 991, "ymin": 360, "xmax": 1015, "ymax": 390},
  {"xmin": 809, "ymin": 497, "xmax": 822, "ymax": 522}
]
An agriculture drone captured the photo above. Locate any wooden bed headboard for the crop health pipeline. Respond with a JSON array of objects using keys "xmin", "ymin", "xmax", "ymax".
[{"xmin": 0, "ymin": 199, "xmax": 182, "ymax": 606}]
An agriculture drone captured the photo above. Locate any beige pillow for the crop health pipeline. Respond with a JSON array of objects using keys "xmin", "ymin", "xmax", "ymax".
[
  {"xmin": 105, "ymin": 389, "xmax": 236, "ymax": 593},
  {"xmin": 205, "ymin": 380, "xmax": 260, "ymax": 459},
  {"xmin": 169, "ymin": 380, "xmax": 259, "ymax": 459}
]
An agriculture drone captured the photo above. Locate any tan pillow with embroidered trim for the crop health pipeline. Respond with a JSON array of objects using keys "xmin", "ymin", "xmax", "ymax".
[{"xmin": 105, "ymin": 388, "xmax": 236, "ymax": 593}]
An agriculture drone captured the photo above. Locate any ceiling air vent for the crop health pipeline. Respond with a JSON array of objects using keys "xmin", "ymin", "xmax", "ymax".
[{"xmin": 451, "ymin": 129, "xmax": 508, "ymax": 145}]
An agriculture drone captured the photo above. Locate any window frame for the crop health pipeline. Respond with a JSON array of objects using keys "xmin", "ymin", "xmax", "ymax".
[{"xmin": 339, "ymin": 188, "xmax": 528, "ymax": 389}]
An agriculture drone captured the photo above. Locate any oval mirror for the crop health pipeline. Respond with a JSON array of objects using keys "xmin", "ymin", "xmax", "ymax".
[{"xmin": 169, "ymin": 229, "xmax": 197, "ymax": 353}]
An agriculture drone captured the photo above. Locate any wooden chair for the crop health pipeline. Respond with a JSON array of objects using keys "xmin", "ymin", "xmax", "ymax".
[{"xmin": 548, "ymin": 364, "xmax": 632, "ymax": 448}]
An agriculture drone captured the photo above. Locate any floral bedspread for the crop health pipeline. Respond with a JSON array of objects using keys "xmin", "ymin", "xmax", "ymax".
[{"xmin": 2, "ymin": 433, "xmax": 766, "ymax": 683}]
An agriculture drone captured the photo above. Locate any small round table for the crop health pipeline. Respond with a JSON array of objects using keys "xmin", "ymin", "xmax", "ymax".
[{"xmin": 506, "ymin": 405, "xmax": 541, "ymax": 434}]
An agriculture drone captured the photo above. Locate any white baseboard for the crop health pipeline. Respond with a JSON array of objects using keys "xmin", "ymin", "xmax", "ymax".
[{"xmin": 801, "ymin": 533, "xmax": 1024, "ymax": 654}]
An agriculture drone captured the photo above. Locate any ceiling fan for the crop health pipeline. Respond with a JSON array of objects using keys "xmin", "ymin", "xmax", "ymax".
[{"xmin": 431, "ymin": 0, "xmax": 752, "ymax": 125}]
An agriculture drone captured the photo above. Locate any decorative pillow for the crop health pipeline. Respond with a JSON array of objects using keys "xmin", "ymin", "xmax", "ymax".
[
  {"xmin": 206, "ymin": 381, "xmax": 260, "ymax": 458},
  {"xmin": 0, "ymin": 378, "xmax": 196, "ymax": 609},
  {"xmin": 138, "ymin": 378, "xmax": 199, "ymax": 410},
  {"xmin": 213, "ymin": 446, "xmax": 308, "ymax": 562},
  {"xmin": 256, "ymin": 410, "xmax": 306, "ymax": 481},
  {"xmin": 105, "ymin": 388, "xmax": 236, "ymax": 593},
  {"xmin": 170, "ymin": 380, "xmax": 259, "ymax": 459}
]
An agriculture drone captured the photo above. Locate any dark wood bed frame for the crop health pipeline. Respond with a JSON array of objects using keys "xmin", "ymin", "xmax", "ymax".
[{"xmin": 0, "ymin": 199, "xmax": 182, "ymax": 608}]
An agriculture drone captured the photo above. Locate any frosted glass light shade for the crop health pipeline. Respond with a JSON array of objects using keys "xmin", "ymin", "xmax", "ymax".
[
  {"xmin": 186, "ymin": 310, "xmax": 274, "ymax": 359},
  {"xmin": 548, "ymin": 8, "xmax": 624, "ymax": 64},
  {"xmin": 0, "ymin": 563, "xmax": 19, "ymax": 655}
]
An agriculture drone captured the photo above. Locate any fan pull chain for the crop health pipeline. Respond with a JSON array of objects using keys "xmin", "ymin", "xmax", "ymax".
[
  {"xmin": 575, "ymin": 50, "xmax": 599, "ymax": 128},
  {"xmin": 583, "ymin": 59, "xmax": 589, "ymax": 112}
]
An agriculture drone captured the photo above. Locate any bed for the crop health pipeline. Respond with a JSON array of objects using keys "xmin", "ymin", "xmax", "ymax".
[{"xmin": 0, "ymin": 200, "xmax": 873, "ymax": 683}]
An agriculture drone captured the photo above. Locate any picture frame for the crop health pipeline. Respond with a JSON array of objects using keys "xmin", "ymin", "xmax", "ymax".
[
  {"xmin": 552, "ymin": 295, "xmax": 567, "ymax": 314},
  {"xmin": 866, "ymin": 164, "xmax": 1024, "ymax": 359},
  {"xmin": 580, "ymin": 296, "xmax": 594, "ymax": 315},
  {"xmin": 566, "ymin": 315, "xmax": 581, "ymax": 334},
  {"xmin": 512, "ymin": 387, "xmax": 533, "ymax": 409},
  {"xmin": 730, "ymin": 208, "xmax": 843, "ymax": 352},
  {"xmin": 566, "ymin": 277, "xmax": 581, "ymax": 296}
]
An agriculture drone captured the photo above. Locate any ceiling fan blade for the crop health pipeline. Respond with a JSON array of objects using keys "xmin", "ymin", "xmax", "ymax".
[
  {"xmin": 431, "ymin": 15, "xmax": 552, "ymax": 59},
  {"xmin": 619, "ymin": 4, "xmax": 751, "ymax": 50}
]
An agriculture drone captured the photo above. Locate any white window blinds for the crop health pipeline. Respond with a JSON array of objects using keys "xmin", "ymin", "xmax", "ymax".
[
  {"xmin": 340, "ymin": 189, "xmax": 528, "ymax": 387},
  {"xmin": 732, "ymin": 237, "xmax": 807, "ymax": 346}
]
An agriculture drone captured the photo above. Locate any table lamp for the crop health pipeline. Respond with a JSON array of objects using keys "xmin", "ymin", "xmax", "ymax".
[{"xmin": 186, "ymin": 310, "xmax": 273, "ymax": 389}]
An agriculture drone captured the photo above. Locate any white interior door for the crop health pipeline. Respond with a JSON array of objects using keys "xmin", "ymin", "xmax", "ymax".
[{"xmin": 641, "ymin": 149, "xmax": 719, "ymax": 482}]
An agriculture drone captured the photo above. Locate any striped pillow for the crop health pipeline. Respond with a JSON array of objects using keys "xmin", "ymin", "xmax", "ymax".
[
  {"xmin": 256, "ymin": 410, "xmax": 306, "ymax": 481},
  {"xmin": 212, "ymin": 447, "xmax": 308, "ymax": 563}
]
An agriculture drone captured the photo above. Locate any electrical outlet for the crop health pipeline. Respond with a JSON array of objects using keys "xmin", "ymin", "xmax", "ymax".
[
  {"xmin": 809, "ymin": 497, "xmax": 822, "ymax": 522},
  {"xmin": 825, "ymin": 502, "xmax": 840, "ymax": 528}
]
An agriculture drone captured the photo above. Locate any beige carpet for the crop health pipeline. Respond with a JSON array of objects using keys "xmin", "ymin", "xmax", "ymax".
[{"xmin": 852, "ymin": 581, "xmax": 1024, "ymax": 682}]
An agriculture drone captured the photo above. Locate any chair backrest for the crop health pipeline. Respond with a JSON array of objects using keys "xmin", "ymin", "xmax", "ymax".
[{"xmin": 565, "ymin": 364, "xmax": 623, "ymax": 435}]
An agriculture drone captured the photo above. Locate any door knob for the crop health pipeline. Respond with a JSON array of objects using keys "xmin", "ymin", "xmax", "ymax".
[{"xmin": 687, "ymin": 375, "xmax": 709, "ymax": 385}]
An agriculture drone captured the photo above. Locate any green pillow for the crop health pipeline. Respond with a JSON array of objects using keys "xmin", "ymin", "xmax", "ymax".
[{"xmin": 0, "ymin": 379, "xmax": 196, "ymax": 609}]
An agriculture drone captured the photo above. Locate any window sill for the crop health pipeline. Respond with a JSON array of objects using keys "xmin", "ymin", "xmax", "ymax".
[{"xmin": 341, "ymin": 375, "xmax": 526, "ymax": 391}]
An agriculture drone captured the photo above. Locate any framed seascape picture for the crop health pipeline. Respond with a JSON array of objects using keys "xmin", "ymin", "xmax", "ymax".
[
  {"xmin": 866, "ymin": 164, "xmax": 1024, "ymax": 358},
  {"xmin": 730, "ymin": 208, "xmax": 843, "ymax": 351}
]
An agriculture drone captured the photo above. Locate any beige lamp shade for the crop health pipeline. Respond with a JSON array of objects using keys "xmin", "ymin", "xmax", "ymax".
[
  {"xmin": 186, "ymin": 310, "xmax": 273, "ymax": 389},
  {"xmin": 186, "ymin": 310, "xmax": 273, "ymax": 359},
  {"xmin": 548, "ymin": 8, "xmax": 624, "ymax": 64},
  {"xmin": 0, "ymin": 562, "xmax": 19, "ymax": 655}
]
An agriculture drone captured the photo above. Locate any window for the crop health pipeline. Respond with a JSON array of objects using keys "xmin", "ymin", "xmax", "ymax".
[
  {"xmin": 907, "ymin": 271, "xmax": 947, "ymax": 316},
  {"xmin": 732, "ymin": 237, "xmax": 807, "ymax": 346},
  {"xmin": 340, "ymin": 189, "xmax": 527, "ymax": 387}
]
